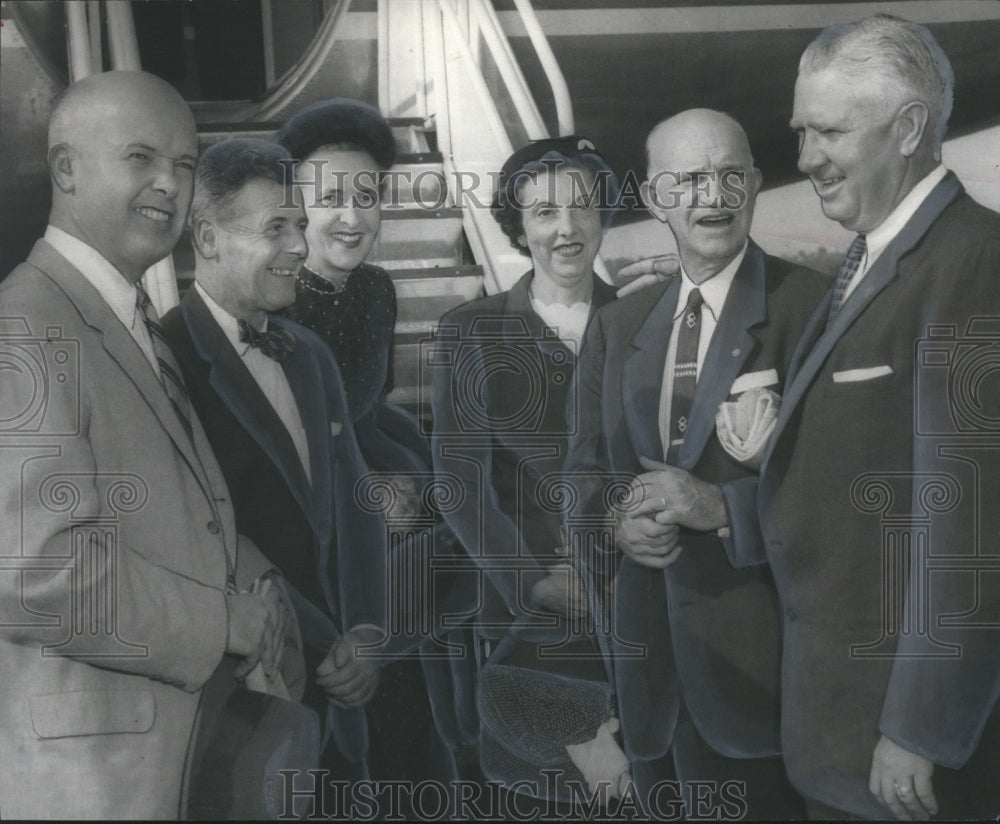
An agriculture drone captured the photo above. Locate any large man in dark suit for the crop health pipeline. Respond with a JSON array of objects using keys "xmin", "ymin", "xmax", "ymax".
[
  {"xmin": 751, "ymin": 14, "xmax": 1000, "ymax": 820},
  {"xmin": 161, "ymin": 139, "xmax": 387, "ymax": 780},
  {"xmin": 0, "ymin": 72, "xmax": 288, "ymax": 819},
  {"xmin": 565, "ymin": 109, "xmax": 827, "ymax": 817}
]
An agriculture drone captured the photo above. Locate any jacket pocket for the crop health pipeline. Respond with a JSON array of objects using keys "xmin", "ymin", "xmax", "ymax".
[
  {"xmin": 30, "ymin": 689, "xmax": 155, "ymax": 738},
  {"xmin": 832, "ymin": 364, "xmax": 893, "ymax": 383},
  {"xmin": 730, "ymin": 368, "xmax": 779, "ymax": 395}
]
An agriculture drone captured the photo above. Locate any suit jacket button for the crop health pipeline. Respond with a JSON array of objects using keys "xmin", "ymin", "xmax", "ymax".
[
  {"xmin": 207, "ymin": 520, "xmax": 220, "ymax": 535},
  {"xmin": 786, "ymin": 607, "xmax": 797, "ymax": 621}
]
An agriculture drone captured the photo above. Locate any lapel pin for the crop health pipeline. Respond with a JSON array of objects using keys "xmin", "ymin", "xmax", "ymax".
[
  {"xmin": 731, "ymin": 348, "xmax": 741, "ymax": 357},
  {"xmin": 330, "ymin": 421, "xmax": 342, "ymax": 437}
]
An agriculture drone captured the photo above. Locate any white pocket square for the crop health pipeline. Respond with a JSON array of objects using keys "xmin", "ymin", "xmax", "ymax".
[
  {"xmin": 730, "ymin": 368, "xmax": 779, "ymax": 396},
  {"xmin": 832, "ymin": 365, "xmax": 894, "ymax": 383},
  {"xmin": 330, "ymin": 420, "xmax": 343, "ymax": 437}
]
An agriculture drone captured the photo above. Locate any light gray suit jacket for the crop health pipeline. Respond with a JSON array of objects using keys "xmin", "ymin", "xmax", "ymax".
[{"xmin": 0, "ymin": 239, "xmax": 275, "ymax": 819}]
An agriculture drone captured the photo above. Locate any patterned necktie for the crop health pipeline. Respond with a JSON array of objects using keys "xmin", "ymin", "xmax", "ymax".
[
  {"xmin": 135, "ymin": 285, "xmax": 193, "ymax": 438},
  {"xmin": 828, "ymin": 234, "xmax": 867, "ymax": 323},
  {"xmin": 238, "ymin": 319, "xmax": 296, "ymax": 362},
  {"xmin": 666, "ymin": 288, "xmax": 703, "ymax": 463}
]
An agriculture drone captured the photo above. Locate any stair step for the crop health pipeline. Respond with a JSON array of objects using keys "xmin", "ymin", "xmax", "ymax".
[
  {"xmin": 386, "ymin": 159, "xmax": 449, "ymax": 207},
  {"xmin": 369, "ymin": 207, "xmax": 464, "ymax": 269},
  {"xmin": 393, "ymin": 266, "xmax": 483, "ymax": 297},
  {"xmin": 389, "ymin": 118, "xmax": 433, "ymax": 154},
  {"xmin": 387, "ymin": 264, "xmax": 480, "ymax": 281},
  {"xmin": 397, "ymin": 295, "xmax": 471, "ymax": 329},
  {"xmin": 197, "ymin": 121, "xmax": 277, "ymax": 149}
]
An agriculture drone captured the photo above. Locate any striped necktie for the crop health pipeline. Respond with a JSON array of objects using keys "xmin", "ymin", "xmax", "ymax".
[
  {"xmin": 665, "ymin": 288, "xmax": 703, "ymax": 463},
  {"xmin": 828, "ymin": 234, "xmax": 867, "ymax": 323},
  {"xmin": 135, "ymin": 286, "xmax": 193, "ymax": 438}
]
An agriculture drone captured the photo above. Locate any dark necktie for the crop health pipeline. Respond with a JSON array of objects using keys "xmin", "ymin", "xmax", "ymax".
[
  {"xmin": 828, "ymin": 234, "xmax": 867, "ymax": 323},
  {"xmin": 135, "ymin": 286, "xmax": 193, "ymax": 438},
  {"xmin": 238, "ymin": 319, "xmax": 296, "ymax": 362},
  {"xmin": 665, "ymin": 288, "xmax": 703, "ymax": 463}
]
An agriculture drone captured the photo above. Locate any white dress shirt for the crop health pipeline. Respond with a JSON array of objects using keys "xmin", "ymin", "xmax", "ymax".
[
  {"xmin": 44, "ymin": 225, "xmax": 160, "ymax": 374},
  {"xmin": 195, "ymin": 283, "xmax": 312, "ymax": 483},
  {"xmin": 842, "ymin": 164, "xmax": 948, "ymax": 301},
  {"xmin": 658, "ymin": 243, "xmax": 747, "ymax": 458}
]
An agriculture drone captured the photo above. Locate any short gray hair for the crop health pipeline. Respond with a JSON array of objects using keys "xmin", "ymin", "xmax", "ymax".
[{"xmin": 799, "ymin": 14, "xmax": 954, "ymax": 155}]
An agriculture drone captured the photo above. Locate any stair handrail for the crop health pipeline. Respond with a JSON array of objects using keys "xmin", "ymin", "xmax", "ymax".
[
  {"xmin": 468, "ymin": 0, "xmax": 548, "ymax": 140},
  {"xmin": 426, "ymin": 0, "xmax": 602, "ymax": 294},
  {"xmin": 509, "ymin": 0, "xmax": 574, "ymax": 136}
]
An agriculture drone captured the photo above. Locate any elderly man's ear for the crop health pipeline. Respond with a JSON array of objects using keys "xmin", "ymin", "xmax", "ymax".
[
  {"xmin": 191, "ymin": 217, "xmax": 220, "ymax": 261},
  {"xmin": 48, "ymin": 143, "xmax": 77, "ymax": 194},
  {"xmin": 895, "ymin": 100, "xmax": 930, "ymax": 158}
]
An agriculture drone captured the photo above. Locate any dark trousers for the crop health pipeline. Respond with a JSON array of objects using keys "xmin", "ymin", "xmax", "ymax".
[{"xmin": 634, "ymin": 710, "xmax": 805, "ymax": 821}]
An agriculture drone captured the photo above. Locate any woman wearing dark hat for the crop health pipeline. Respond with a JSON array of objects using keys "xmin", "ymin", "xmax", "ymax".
[
  {"xmin": 431, "ymin": 137, "xmax": 630, "ymax": 805},
  {"xmin": 272, "ymin": 98, "xmax": 453, "ymax": 791},
  {"xmin": 273, "ymin": 97, "xmax": 430, "ymax": 490}
]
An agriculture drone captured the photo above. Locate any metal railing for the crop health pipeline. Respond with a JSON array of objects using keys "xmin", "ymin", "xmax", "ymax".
[
  {"xmin": 418, "ymin": 0, "xmax": 591, "ymax": 293},
  {"xmin": 509, "ymin": 0, "xmax": 574, "ymax": 136}
]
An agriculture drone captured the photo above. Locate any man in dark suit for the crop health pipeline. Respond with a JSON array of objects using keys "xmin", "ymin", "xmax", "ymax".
[
  {"xmin": 0, "ymin": 72, "xmax": 289, "ymax": 819},
  {"xmin": 565, "ymin": 109, "xmax": 827, "ymax": 818},
  {"xmin": 746, "ymin": 14, "xmax": 1000, "ymax": 820},
  {"xmin": 161, "ymin": 138, "xmax": 387, "ymax": 781}
]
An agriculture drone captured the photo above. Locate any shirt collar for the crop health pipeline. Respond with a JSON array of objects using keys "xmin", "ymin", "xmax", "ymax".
[
  {"xmin": 194, "ymin": 281, "xmax": 268, "ymax": 357},
  {"xmin": 675, "ymin": 241, "xmax": 747, "ymax": 322},
  {"xmin": 44, "ymin": 225, "xmax": 140, "ymax": 329},
  {"xmin": 865, "ymin": 165, "xmax": 948, "ymax": 262}
]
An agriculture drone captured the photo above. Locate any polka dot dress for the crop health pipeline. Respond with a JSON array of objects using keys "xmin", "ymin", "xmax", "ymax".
[{"xmin": 282, "ymin": 262, "xmax": 397, "ymax": 421}]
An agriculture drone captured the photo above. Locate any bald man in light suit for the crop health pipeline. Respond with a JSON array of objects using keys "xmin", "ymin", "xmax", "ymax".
[{"xmin": 0, "ymin": 71, "xmax": 292, "ymax": 819}]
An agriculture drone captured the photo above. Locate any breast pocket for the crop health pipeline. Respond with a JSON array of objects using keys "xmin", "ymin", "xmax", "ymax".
[
  {"xmin": 826, "ymin": 364, "xmax": 901, "ymax": 399},
  {"xmin": 30, "ymin": 690, "xmax": 155, "ymax": 739}
]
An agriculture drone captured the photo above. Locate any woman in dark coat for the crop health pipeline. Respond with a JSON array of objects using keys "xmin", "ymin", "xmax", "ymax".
[
  {"xmin": 431, "ymin": 136, "xmax": 630, "ymax": 804},
  {"xmin": 273, "ymin": 98, "xmax": 449, "ymax": 789},
  {"xmin": 274, "ymin": 98, "xmax": 429, "ymax": 498}
]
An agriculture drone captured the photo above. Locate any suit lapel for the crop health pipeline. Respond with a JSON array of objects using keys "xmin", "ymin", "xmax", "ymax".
[
  {"xmin": 273, "ymin": 315, "xmax": 334, "ymax": 546},
  {"xmin": 31, "ymin": 242, "xmax": 216, "ymax": 499},
  {"xmin": 181, "ymin": 290, "xmax": 317, "ymax": 533},
  {"xmin": 624, "ymin": 280, "xmax": 680, "ymax": 463},
  {"xmin": 764, "ymin": 172, "xmax": 963, "ymax": 465},
  {"xmin": 679, "ymin": 243, "xmax": 767, "ymax": 469},
  {"xmin": 784, "ymin": 291, "xmax": 831, "ymax": 388}
]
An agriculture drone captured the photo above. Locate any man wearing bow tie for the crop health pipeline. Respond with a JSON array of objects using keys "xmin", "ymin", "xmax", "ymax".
[{"xmin": 162, "ymin": 138, "xmax": 387, "ymax": 780}]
